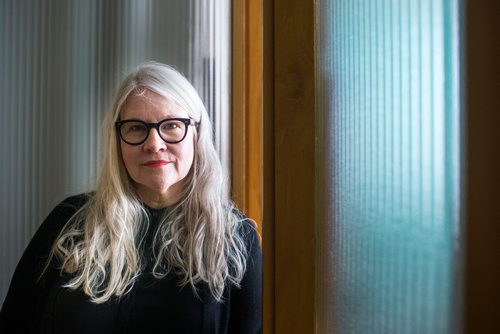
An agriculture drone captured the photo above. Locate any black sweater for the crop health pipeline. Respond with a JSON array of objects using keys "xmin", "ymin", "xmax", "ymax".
[{"xmin": 0, "ymin": 194, "xmax": 262, "ymax": 333}]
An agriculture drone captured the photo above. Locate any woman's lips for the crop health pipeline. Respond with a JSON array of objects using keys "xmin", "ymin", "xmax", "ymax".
[{"xmin": 142, "ymin": 160, "xmax": 171, "ymax": 168}]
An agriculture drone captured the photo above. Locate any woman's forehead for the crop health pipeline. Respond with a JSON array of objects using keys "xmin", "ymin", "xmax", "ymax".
[{"xmin": 121, "ymin": 90, "xmax": 188, "ymax": 119}]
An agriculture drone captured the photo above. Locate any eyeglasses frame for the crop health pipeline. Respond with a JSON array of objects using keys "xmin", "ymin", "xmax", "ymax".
[{"xmin": 115, "ymin": 117, "xmax": 196, "ymax": 145}]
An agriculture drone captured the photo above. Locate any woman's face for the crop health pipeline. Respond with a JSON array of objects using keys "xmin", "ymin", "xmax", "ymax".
[{"xmin": 119, "ymin": 89, "xmax": 195, "ymax": 208}]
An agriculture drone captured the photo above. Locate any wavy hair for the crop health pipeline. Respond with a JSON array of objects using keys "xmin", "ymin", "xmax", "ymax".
[{"xmin": 47, "ymin": 62, "xmax": 249, "ymax": 303}]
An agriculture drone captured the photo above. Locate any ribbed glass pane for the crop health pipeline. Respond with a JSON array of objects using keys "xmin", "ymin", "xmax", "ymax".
[
  {"xmin": 0, "ymin": 0, "xmax": 229, "ymax": 306},
  {"xmin": 315, "ymin": 0, "xmax": 463, "ymax": 333}
]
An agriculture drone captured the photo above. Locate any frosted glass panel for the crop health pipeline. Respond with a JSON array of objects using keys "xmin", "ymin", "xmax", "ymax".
[
  {"xmin": 316, "ymin": 0, "xmax": 463, "ymax": 333},
  {"xmin": 0, "ymin": 0, "xmax": 229, "ymax": 306}
]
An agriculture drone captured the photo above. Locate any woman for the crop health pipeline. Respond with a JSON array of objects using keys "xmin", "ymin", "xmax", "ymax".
[{"xmin": 0, "ymin": 62, "xmax": 262, "ymax": 333}]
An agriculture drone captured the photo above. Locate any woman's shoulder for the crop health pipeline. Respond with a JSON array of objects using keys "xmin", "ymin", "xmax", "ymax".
[
  {"xmin": 40, "ymin": 193, "xmax": 93, "ymax": 232},
  {"xmin": 50, "ymin": 193, "xmax": 92, "ymax": 218},
  {"xmin": 231, "ymin": 207, "xmax": 253, "ymax": 227},
  {"xmin": 230, "ymin": 208, "xmax": 260, "ymax": 247},
  {"xmin": 55, "ymin": 193, "xmax": 93, "ymax": 211},
  {"xmin": 10, "ymin": 193, "xmax": 94, "ymax": 278}
]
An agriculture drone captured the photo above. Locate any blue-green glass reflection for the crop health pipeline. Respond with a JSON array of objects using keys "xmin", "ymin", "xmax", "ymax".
[{"xmin": 316, "ymin": 0, "xmax": 463, "ymax": 332}]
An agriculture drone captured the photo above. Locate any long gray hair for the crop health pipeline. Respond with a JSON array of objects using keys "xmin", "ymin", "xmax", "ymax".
[{"xmin": 48, "ymin": 62, "xmax": 248, "ymax": 303}]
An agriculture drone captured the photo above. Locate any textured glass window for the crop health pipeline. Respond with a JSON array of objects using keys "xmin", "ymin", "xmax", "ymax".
[
  {"xmin": 0, "ymin": 0, "xmax": 229, "ymax": 306},
  {"xmin": 315, "ymin": 0, "xmax": 464, "ymax": 333}
]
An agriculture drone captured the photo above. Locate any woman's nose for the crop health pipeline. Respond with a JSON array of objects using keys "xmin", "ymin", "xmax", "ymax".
[{"xmin": 142, "ymin": 128, "xmax": 167, "ymax": 152}]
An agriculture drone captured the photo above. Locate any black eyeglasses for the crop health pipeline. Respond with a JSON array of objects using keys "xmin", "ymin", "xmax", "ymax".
[{"xmin": 115, "ymin": 118, "xmax": 195, "ymax": 145}]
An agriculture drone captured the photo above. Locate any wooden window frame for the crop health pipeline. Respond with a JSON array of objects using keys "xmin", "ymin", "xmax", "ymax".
[
  {"xmin": 465, "ymin": 0, "xmax": 500, "ymax": 332},
  {"xmin": 233, "ymin": 0, "xmax": 500, "ymax": 332},
  {"xmin": 232, "ymin": 0, "xmax": 316, "ymax": 333}
]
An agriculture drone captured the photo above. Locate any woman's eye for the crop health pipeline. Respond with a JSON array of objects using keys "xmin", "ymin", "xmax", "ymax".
[
  {"xmin": 162, "ymin": 122, "xmax": 180, "ymax": 130},
  {"xmin": 127, "ymin": 125, "xmax": 146, "ymax": 133}
]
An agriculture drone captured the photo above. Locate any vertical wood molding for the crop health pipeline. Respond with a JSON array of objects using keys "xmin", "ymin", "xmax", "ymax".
[
  {"xmin": 247, "ymin": 0, "xmax": 263, "ymax": 235},
  {"xmin": 231, "ymin": 1, "xmax": 266, "ymax": 329},
  {"xmin": 465, "ymin": 0, "xmax": 500, "ymax": 332},
  {"xmin": 263, "ymin": 0, "xmax": 276, "ymax": 332},
  {"xmin": 231, "ymin": 0, "xmax": 263, "ymax": 234},
  {"xmin": 231, "ymin": 1, "xmax": 265, "ymax": 327},
  {"xmin": 231, "ymin": 0, "xmax": 247, "ymax": 214},
  {"xmin": 273, "ymin": 0, "xmax": 316, "ymax": 332},
  {"xmin": 235, "ymin": 0, "xmax": 316, "ymax": 332}
]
